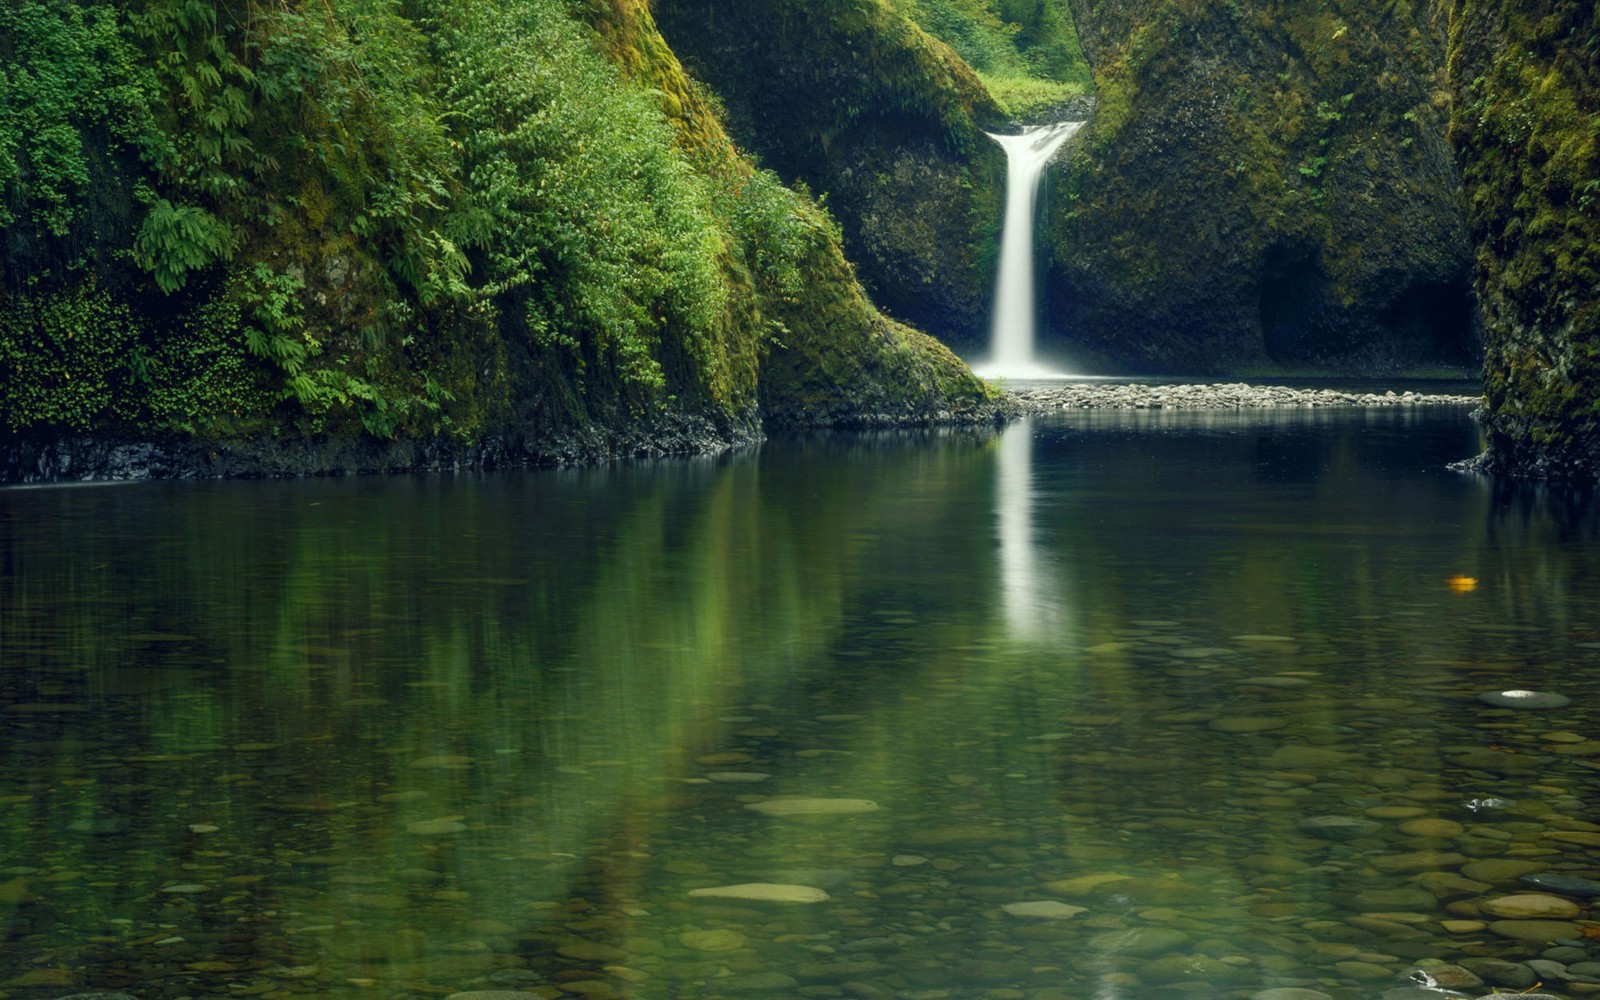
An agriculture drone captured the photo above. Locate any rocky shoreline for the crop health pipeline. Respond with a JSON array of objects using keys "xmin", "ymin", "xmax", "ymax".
[{"xmin": 1008, "ymin": 381, "xmax": 1482, "ymax": 412}]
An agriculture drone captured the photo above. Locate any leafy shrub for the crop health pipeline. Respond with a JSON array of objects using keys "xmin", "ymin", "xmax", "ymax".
[{"xmin": 0, "ymin": 283, "xmax": 139, "ymax": 431}]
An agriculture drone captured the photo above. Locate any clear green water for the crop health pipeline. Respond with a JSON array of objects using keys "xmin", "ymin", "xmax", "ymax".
[{"xmin": 4, "ymin": 407, "xmax": 1600, "ymax": 1000}]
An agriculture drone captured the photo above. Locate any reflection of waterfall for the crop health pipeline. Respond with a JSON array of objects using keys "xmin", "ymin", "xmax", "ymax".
[
  {"xmin": 996, "ymin": 417, "xmax": 1065, "ymax": 639},
  {"xmin": 975, "ymin": 122, "xmax": 1084, "ymax": 380}
]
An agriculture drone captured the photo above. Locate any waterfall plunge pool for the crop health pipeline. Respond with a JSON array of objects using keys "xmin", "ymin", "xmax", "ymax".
[{"xmin": 4, "ymin": 406, "xmax": 1600, "ymax": 1000}]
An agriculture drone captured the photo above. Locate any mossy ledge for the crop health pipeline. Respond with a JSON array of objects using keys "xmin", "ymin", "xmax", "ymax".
[
  {"xmin": 0, "ymin": 0, "xmax": 1002, "ymax": 484},
  {"xmin": 1447, "ymin": 0, "xmax": 1600, "ymax": 479}
]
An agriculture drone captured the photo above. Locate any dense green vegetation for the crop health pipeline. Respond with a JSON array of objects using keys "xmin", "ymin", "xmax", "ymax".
[
  {"xmin": 0, "ymin": 0, "xmax": 995, "ymax": 469},
  {"xmin": 1447, "ymin": 0, "xmax": 1600, "ymax": 477},
  {"xmin": 896, "ymin": 0, "xmax": 1093, "ymax": 117}
]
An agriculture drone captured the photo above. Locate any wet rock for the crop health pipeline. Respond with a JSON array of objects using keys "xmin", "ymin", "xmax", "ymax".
[
  {"xmin": 687, "ymin": 883, "xmax": 830, "ymax": 903},
  {"xmin": 1299, "ymin": 815, "xmax": 1382, "ymax": 840},
  {"xmin": 1398, "ymin": 818, "xmax": 1464, "ymax": 838},
  {"xmin": 1480, "ymin": 894, "xmax": 1583, "ymax": 919},
  {"xmin": 1488, "ymin": 920, "xmax": 1585, "ymax": 943},
  {"xmin": 556, "ymin": 941, "xmax": 629, "ymax": 962},
  {"xmin": 717, "ymin": 972, "xmax": 800, "ymax": 992},
  {"xmin": 679, "ymin": 929, "xmax": 746, "ymax": 952},
  {"xmin": 1440, "ymin": 919, "xmax": 1487, "ymax": 933},
  {"xmin": 1526, "ymin": 958, "xmax": 1570, "ymax": 981},
  {"xmin": 1209, "ymin": 716, "xmax": 1289, "ymax": 733},
  {"xmin": 1415, "ymin": 872, "xmax": 1492, "ymax": 898},
  {"xmin": 1478, "ymin": 690, "xmax": 1571, "ymax": 708},
  {"xmin": 795, "ymin": 960, "xmax": 891, "ymax": 980},
  {"xmin": 1406, "ymin": 962, "xmax": 1483, "ymax": 988},
  {"xmin": 1044, "ymin": 873, "xmax": 1132, "ymax": 896},
  {"xmin": 1334, "ymin": 960, "xmax": 1393, "ymax": 981},
  {"xmin": 902, "ymin": 824, "xmax": 1029, "ymax": 845},
  {"xmin": 1087, "ymin": 926, "xmax": 1190, "ymax": 956},
  {"xmin": 67, "ymin": 818, "xmax": 130, "ymax": 836},
  {"xmin": 1264, "ymin": 746, "xmax": 1351, "ymax": 770},
  {"xmin": 1371, "ymin": 851, "xmax": 1469, "ymax": 874},
  {"xmin": 411, "ymin": 755, "xmax": 475, "ymax": 768},
  {"xmin": 1142, "ymin": 954, "xmax": 1249, "ymax": 984},
  {"xmin": 1462, "ymin": 859, "xmax": 1548, "ymax": 883},
  {"xmin": 744, "ymin": 798, "xmax": 879, "ymax": 817},
  {"xmin": 1251, "ymin": 990, "xmax": 1333, "ymax": 1000},
  {"xmin": 1002, "ymin": 901, "xmax": 1087, "ymax": 919},
  {"xmin": 1090, "ymin": 877, "xmax": 1211, "ymax": 905}
]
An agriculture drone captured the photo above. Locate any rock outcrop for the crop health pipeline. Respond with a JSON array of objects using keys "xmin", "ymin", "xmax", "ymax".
[
  {"xmin": 1048, "ymin": 0, "xmax": 1479, "ymax": 374},
  {"xmin": 1447, "ymin": 0, "xmax": 1600, "ymax": 477}
]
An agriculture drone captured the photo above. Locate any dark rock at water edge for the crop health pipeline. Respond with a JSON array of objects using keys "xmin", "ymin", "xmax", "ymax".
[
  {"xmin": 1, "ymin": 391, "xmax": 1014, "ymax": 484},
  {"xmin": 0, "ymin": 411, "xmax": 761, "ymax": 484}
]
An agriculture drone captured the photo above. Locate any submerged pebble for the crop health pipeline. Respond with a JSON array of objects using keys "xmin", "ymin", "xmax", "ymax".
[{"xmin": 1478, "ymin": 689, "xmax": 1572, "ymax": 709}]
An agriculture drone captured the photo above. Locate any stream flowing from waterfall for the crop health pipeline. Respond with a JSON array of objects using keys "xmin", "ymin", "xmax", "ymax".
[{"xmin": 975, "ymin": 121, "xmax": 1085, "ymax": 380}]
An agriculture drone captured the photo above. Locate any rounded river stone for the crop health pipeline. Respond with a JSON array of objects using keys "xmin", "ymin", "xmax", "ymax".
[
  {"xmin": 1489, "ymin": 919, "xmax": 1585, "ymax": 942},
  {"xmin": 1478, "ymin": 689, "xmax": 1572, "ymax": 709},
  {"xmin": 1522, "ymin": 872, "xmax": 1600, "ymax": 898},
  {"xmin": 1481, "ymin": 894, "xmax": 1582, "ymax": 919},
  {"xmin": 1087, "ymin": 926, "xmax": 1189, "ymax": 956}
]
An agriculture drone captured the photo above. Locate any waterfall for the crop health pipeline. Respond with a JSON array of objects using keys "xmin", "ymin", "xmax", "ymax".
[{"xmin": 973, "ymin": 121, "xmax": 1084, "ymax": 380}]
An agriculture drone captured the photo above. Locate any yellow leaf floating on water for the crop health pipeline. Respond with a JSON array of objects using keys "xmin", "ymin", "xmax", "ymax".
[{"xmin": 1446, "ymin": 575, "xmax": 1479, "ymax": 592}]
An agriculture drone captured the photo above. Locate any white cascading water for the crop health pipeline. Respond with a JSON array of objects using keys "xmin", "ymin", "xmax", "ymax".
[{"xmin": 973, "ymin": 121, "xmax": 1085, "ymax": 380}]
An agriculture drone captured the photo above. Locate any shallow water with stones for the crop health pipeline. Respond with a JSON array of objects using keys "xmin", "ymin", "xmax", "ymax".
[{"xmin": 4, "ymin": 404, "xmax": 1600, "ymax": 1000}]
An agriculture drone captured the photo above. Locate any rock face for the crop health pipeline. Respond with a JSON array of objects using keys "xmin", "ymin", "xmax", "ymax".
[
  {"xmin": 1048, "ymin": 0, "xmax": 1478, "ymax": 373},
  {"xmin": 651, "ymin": 0, "xmax": 1008, "ymax": 355},
  {"xmin": 1446, "ymin": 0, "xmax": 1600, "ymax": 478}
]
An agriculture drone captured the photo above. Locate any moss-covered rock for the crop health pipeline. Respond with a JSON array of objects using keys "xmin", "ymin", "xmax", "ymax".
[
  {"xmin": 652, "ymin": 0, "xmax": 1010, "ymax": 355},
  {"xmin": 1447, "ymin": 0, "xmax": 1600, "ymax": 478},
  {"xmin": 0, "ymin": 0, "xmax": 999, "ymax": 481},
  {"xmin": 1049, "ymin": 0, "xmax": 1478, "ymax": 373}
]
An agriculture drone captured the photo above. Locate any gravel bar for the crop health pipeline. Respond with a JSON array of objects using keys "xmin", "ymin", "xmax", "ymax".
[{"xmin": 1009, "ymin": 381, "xmax": 1481, "ymax": 412}]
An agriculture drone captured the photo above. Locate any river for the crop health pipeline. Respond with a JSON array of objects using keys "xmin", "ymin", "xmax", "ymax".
[{"xmin": 4, "ymin": 402, "xmax": 1600, "ymax": 1000}]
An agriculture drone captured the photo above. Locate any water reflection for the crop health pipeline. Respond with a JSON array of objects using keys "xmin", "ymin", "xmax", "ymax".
[
  {"xmin": 994, "ymin": 418, "xmax": 1071, "ymax": 640},
  {"xmin": 8, "ymin": 407, "xmax": 1600, "ymax": 1000}
]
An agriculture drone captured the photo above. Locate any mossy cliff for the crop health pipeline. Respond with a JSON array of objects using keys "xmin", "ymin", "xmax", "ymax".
[
  {"xmin": 651, "ymin": 0, "xmax": 1012, "ymax": 355},
  {"xmin": 1050, "ymin": 0, "xmax": 1477, "ymax": 372},
  {"xmin": 1447, "ymin": 0, "xmax": 1600, "ymax": 478},
  {"xmin": 0, "ymin": 0, "xmax": 998, "ymax": 482}
]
